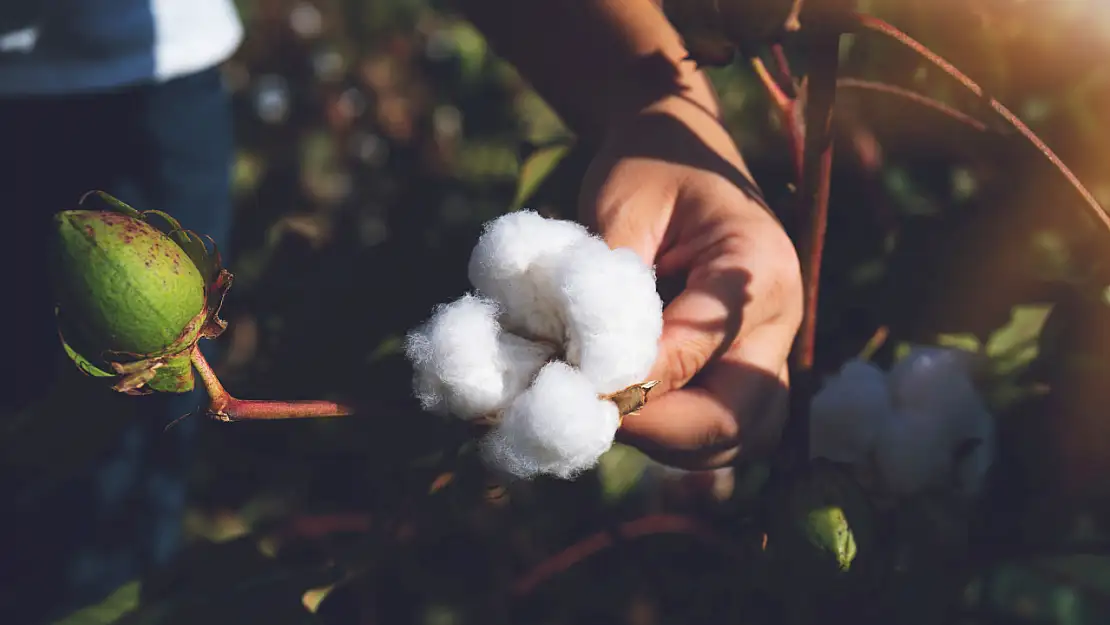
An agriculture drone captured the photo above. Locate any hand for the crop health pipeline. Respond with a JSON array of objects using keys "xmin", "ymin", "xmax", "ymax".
[{"xmin": 579, "ymin": 94, "xmax": 804, "ymax": 470}]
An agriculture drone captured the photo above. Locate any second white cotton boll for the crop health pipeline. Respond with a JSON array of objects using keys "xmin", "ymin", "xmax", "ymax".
[
  {"xmin": 482, "ymin": 361, "xmax": 622, "ymax": 479},
  {"xmin": 555, "ymin": 238, "xmax": 664, "ymax": 394},
  {"xmin": 405, "ymin": 294, "xmax": 555, "ymax": 420},
  {"xmin": 874, "ymin": 406, "xmax": 957, "ymax": 495},
  {"xmin": 809, "ymin": 359, "xmax": 892, "ymax": 465},
  {"xmin": 875, "ymin": 346, "xmax": 997, "ymax": 497},
  {"xmin": 466, "ymin": 210, "xmax": 593, "ymax": 342}
]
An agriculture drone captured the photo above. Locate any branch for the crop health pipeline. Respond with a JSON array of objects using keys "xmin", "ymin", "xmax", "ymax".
[
  {"xmin": 791, "ymin": 32, "xmax": 841, "ymax": 374},
  {"xmin": 511, "ymin": 514, "xmax": 743, "ymax": 596},
  {"xmin": 190, "ymin": 348, "xmax": 354, "ymax": 421},
  {"xmin": 751, "ymin": 55, "xmax": 804, "ymax": 180},
  {"xmin": 836, "ymin": 78, "xmax": 991, "ymax": 132},
  {"xmin": 853, "ymin": 12, "xmax": 1110, "ymax": 234}
]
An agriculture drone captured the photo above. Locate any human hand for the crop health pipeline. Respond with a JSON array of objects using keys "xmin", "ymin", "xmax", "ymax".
[{"xmin": 579, "ymin": 94, "xmax": 804, "ymax": 470}]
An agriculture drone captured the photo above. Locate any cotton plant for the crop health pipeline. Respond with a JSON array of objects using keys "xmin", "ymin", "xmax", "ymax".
[
  {"xmin": 808, "ymin": 346, "xmax": 996, "ymax": 499},
  {"xmin": 405, "ymin": 210, "xmax": 664, "ymax": 480}
]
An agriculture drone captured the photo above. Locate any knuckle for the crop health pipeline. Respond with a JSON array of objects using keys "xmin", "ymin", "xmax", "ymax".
[{"xmin": 663, "ymin": 341, "xmax": 709, "ymax": 389}]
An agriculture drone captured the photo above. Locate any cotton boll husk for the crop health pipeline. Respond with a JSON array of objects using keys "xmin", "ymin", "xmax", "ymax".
[
  {"xmin": 873, "ymin": 406, "xmax": 957, "ymax": 496},
  {"xmin": 467, "ymin": 210, "xmax": 592, "ymax": 342},
  {"xmin": 405, "ymin": 294, "xmax": 555, "ymax": 420},
  {"xmin": 554, "ymin": 237, "xmax": 664, "ymax": 394},
  {"xmin": 809, "ymin": 359, "xmax": 893, "ymax": 465},
  {"xmin": 481, "ymin": 361, "xmax": 621, "ymax": 479}
]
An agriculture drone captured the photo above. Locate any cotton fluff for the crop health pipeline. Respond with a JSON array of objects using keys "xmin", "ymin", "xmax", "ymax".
[
  {"xmin": 467, "ymin": 210, "xmax": 593, "ymax": 342},
  {"xmin": 809, "ymin": 359, "xmax": 891, "ymax": 465},
  {"xmin": 405, "ymin": 294, "xmax": 555, "ymax": 420},
  {"xmin": 882, "ymin": 347, "xmax": 995, "ymax": 496},
  {"xmin": 808, "ymin": 346, "xmax": 996, "ymax": 498},
  {"xmin": 481, "ymin": 361, "xmax": 621, "ymax": 479},
  {"xmin": 554, "ymin": 237, "xmax": 664, "ymax": 394},
  {"xmin": 409, "ymin": 210, "xmax": 665, "ymax": 481}
]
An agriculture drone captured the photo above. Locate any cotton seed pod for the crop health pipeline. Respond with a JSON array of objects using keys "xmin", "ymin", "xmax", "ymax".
[{"xmin": 49, "ymin": 192, "xmax": 232, "ymax": 395}]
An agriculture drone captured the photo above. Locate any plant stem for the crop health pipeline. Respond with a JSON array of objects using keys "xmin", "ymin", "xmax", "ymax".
[
  {"xmin": 189, "ymin": 347, "xmax": 353, "ymax": 421},
  {"xmin": 511, "ymin": 514, "xmax": 743, "ymax": 597},
  {"xmin": 853, "ymin": 12, "xmax": 1110, "ymax": 234},
  {"xmin": 836, "ymin": 78, "xmax": 990, "ymax": 131},
  {"xmin": 791, "ymin": 32, "xmax": 840, "ymax": 374},
  {"xmin": 752, "ymin": 55, "xmax": 805, "ymax": 181}
]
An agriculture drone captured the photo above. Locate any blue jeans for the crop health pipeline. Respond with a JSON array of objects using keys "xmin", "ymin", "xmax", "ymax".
[{"xmin": 0, "ymin": 67, "xmax": 234, "ymax": 623}]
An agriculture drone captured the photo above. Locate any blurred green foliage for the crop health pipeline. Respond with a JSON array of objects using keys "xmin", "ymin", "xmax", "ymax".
[{"xmin": 7, "ymin": 0, "xmax": 1110, "ymax": 623}]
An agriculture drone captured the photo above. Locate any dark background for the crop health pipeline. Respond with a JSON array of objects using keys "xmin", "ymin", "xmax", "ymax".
[{"xmin": 6, "ymin": 0, "xmax": 1110, "ymax": 623}]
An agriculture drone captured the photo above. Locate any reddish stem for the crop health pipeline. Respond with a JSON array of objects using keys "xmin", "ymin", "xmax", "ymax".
[
  {"xmin": 853, "ymin": 12, "xmax": 1110, "ymax": 234},
  {"xmin": 836, "ymin": 78, "xmax": 990, "ymax": 132},
  {"xmin": 511, "ymin": 514, "xmax": 743, "ymax": 597},
  {"xmin": 791, "ymin": 33, "xmax": 841, "ymax": 373},
  {"xmin": 751, "ymin": 54, "xmax": 804, "ymax": 181},
  {"xmin": 190, "ymin": 348, "xmax": 353, "ymax": 421}
]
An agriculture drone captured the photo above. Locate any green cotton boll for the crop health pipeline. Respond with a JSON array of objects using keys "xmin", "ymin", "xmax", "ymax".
[{"xmin": 49, "ymin": 210, "xmax": 207, "ymax": 365}]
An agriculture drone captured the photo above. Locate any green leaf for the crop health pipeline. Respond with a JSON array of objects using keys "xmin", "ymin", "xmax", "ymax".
[
  {"xmin": 804, "ymin": 505, "xmax": 858, "ymax": 572},
  {"xmin": 512, "ymin": 141, "xmax": 572, "ymax": 210},
  {"xmin": 985, "ymin": 304, "xmax": 1053, "ymax": 377},
  {"xmin": 935, "ymin": 333, "xmax": 981, "ymax": 353},
  {"xmin": 597, "ymin": 444, "xmax": 649, "ymax": 503},
  {"xmin": 50, "ymin": 580, "xmax": 140, "ymax": 625}
]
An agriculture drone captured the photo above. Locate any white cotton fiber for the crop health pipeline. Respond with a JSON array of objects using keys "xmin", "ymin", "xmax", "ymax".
[
  {"xmin": 875, "ymin": 346, "xmax": 997, "ymax": 497},
  {"xmin": 467, "ymin": 210, "xmax": 593, "ymax": 342},
  {"xmin": 808, "ymin": 359, "xmax": 892, "ymax": 465},
  {"xmin": 888, "ymin": 347, "xmax": 979, "ymax": 420},
  {"xmin": 554, "ymin": 237, "xmax": 664, "ymax": 394},
  {"xmin": 481, "ymin": 361, "xmax": 621, "ymax": 479},
  {"xmin": 405, "ymin": 294, "xmax": 555, "ymax": 420},
  {"xmin": 874, "ymin": 406, "xmax": 956, "ymax": 495}
]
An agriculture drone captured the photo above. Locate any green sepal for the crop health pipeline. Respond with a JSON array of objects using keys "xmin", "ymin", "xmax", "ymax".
[
  {"xmin": 145, "ymin": 351, "xmax": 196, "ymax": 394},
  {"xmin": 59, "ymin": 328, "xmax": 114, "ymax": 379},
  {"xmin": 78, "ymin": 190, "xmax": 141, "ymax": 218}
]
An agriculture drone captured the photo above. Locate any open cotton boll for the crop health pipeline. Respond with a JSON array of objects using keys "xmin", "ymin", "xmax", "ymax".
[
  {"xmin": 467, "ymin": 210, "xmax": 593, "ymax": 342},
  {"xmin": 405, "ymin": 293, "xmax": 555, "ymax": 420},
  {"xmin": 942, "ymin": 383, "xmax": 996, "ymax": 497},
  {"xmin": 888, "ymin": 347, "xmax": 981, "ymax": 418},
  {"xmin": 481, "ymin": 361, "xmax": 621, "ymax": 479},
  {"xmin": 554, "ymin": 237, "xmax": 664, "ymax": 394},
  {"xmin": 886, "ymin": 345, "xmax": 997, "ymax": 495},
  {"xmin": 809, "ymin": 359, "xmax": 893, "ymax": 465},
  {"xmin": 873, "ymin": 406, "xmax": 958, "ymax": 496},
  {"xmin": 954, "ymin": 409, "xmax": 996, "ymax": 497}
]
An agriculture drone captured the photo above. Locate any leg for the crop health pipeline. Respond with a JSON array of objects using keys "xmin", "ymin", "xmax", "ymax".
[{"xmin": 0, "ymin": 67, "xmax": 235, "ymax": 623}]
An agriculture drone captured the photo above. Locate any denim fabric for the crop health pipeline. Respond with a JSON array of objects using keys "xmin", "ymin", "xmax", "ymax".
[{"xmin": 0, "ymin": 66, "xmax": 234, "ymax": 624}]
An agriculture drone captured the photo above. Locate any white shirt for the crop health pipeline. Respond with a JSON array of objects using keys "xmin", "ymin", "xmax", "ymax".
[{"xmin": 0, "ymin": 0, "xmax": 243, "ymax": 96}]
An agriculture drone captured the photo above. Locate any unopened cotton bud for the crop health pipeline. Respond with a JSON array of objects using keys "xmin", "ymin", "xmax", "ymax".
[
  {"xmin": 481, "ymin": 361, "xmax": 621, "ymax": 479},
  {"xmin": 405, "ymin": 294, "xmax": 554, "ymax": 419},
  {"xmin": 467, "ymin": 210, "xmax": 592, "ymax": 341},
  {"xmin": 809, "ymin": 359, "xmax": 892, "ymax": 465},
  {"xmin": 555, "ymin": 237, "xmax": 664, "ymax": 394}
]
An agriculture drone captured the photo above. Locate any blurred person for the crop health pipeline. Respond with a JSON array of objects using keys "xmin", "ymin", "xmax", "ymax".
[
  {"xmin": 459, "ymin": 0, "xmax": 804, "ymax": 469},
  {"xmin": 0, "ymin": 1, "xmax": 243, "ymax": 622}
]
